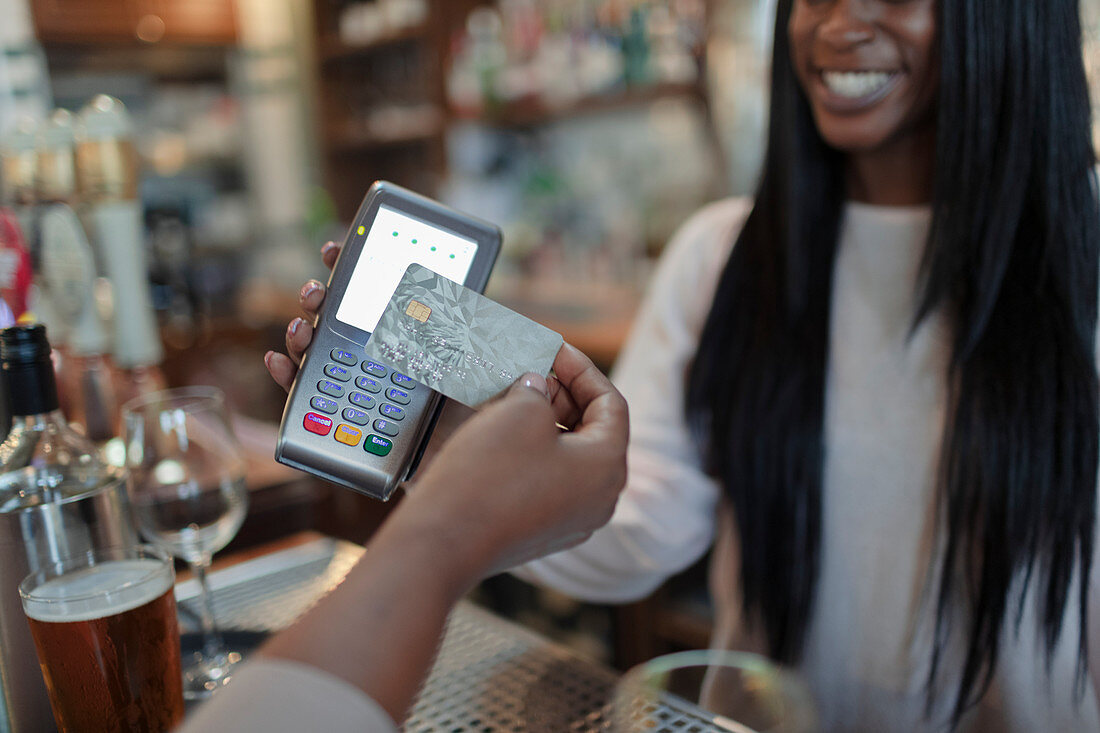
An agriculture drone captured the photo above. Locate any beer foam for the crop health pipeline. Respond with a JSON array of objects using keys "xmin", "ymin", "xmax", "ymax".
[{"xmin": 24, "ymin": 559, "xmax": 173, "ymax": 623}]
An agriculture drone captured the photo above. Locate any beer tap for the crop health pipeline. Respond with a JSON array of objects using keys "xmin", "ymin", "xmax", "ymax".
[
  {"xmin": 0, "ymin": 119, "xmax": 38, "ymax": 327},
  {"xmin": 35, "ymin": 109, "xmax": 116, "ymax": 442},
  {"xmin": 75, "ymin": 95, "xmax": 166, "ymax": 409}
]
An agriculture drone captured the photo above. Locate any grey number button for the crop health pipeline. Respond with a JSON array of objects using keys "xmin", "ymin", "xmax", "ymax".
[
  {"xmin": 355, "ymin": 376, "xmax": 382, "ymax": 393},
  {"xmin": 310, "ymin": 396, "xmax": 339, "ymax": 414},
  {"xmin": 373, "ymin": 419, "xmax": 400, "ymax": 437},
  {"xmin": 362, "ymin": 360, "xmax": 388, "ymax": 378},
  {"xmin": 343, "ymin": 408, "xmax": 371, "ymax": 426},
  {"xmin": 386, "ymin": 388, "xmax": 411, "ymax": 405},
  {"xmin": 318, "ymin": 380, "xmax": 345, "ymax": 398},
  {"xmin": 349, "ymin": 392, "xmax": 376, "ymax": 409},
  {"xmin": 391, "ymin": 373, "xmax": 416, "ymax": 389},
  {"xmin": 330, "ymin": 349, "xmax": 357, "ymax": 366},
  {"xmin": 324, "ymin": 364, "xmax": 352, "ymax": 382},
  {"xmin": 379, "ymin": 403, "xmax": 405, "ymax": 420}
]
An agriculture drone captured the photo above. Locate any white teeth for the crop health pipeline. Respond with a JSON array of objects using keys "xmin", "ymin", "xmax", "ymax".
[{"xmin": 822, "ymin": 71, "xmax": 894, "ymax": 99}]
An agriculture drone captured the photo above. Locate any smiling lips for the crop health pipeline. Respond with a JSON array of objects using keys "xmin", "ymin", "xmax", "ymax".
[
  {"xmin": 822, "ymin": 70, "xmax": 896, "ymax": 97},
  {"xmin": 816, "ymin": 70, "xmax": 901, "ymax": 110}
]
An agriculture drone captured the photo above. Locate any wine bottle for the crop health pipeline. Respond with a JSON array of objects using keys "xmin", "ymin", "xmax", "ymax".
[
  {"xmin": 0, "ymin": 324, "xmax": 116, "ymax": 507},
  {"xmin": 0, "ymin": 324, "xmax": 137, "ymax": 733}
]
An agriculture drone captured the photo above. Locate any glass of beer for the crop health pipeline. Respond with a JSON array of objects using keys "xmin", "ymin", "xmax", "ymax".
[{"xmin": 19, "ymin": 545, "xmax": 184, "ymax": 733}]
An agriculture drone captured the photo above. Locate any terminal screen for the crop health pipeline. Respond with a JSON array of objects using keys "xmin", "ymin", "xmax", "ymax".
[{"xmin": 335, "ymin": 205, "xmax": 479, "ymax": 333}]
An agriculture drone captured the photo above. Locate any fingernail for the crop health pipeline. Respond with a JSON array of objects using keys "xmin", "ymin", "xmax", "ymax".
[
  {"xmin": 300, "ymin": 281, "xmax": 320, "ymax": 300},
  {"xmin": 522, "ymin": 373, "xmax": 549, "ymax": 398},
  {"xmin": 263, "ymin": 351, "xmax": 274, "ymax": 367},
  {"xmin": 289, "ymin": 318, "xmax": 301, "ymax": 335},
  {"xmin": 321, "ymin": 242, "xmax": 337, "ymax": 257}
]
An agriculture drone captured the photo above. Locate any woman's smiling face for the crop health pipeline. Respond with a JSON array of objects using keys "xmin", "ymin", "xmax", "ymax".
[{"xmin": 789, "ymin": 0, "xmax": 938, "ymax": 154}]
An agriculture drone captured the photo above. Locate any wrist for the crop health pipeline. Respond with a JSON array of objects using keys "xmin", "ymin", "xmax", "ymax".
[{"xmin": 373, "ymin": 491, "xmax": 498, "ymax": 600}]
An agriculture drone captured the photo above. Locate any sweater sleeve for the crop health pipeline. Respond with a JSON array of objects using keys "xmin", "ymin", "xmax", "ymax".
[
  {"xmin": 511, "ymin": 198, "xmax": 752, "ymax": 602},
  {"xmin": 174, "ymin": 658, "xmax": 397, "ymax": 733}
]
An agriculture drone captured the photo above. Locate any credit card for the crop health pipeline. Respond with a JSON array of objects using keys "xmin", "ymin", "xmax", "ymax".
[{"xmin": 363, "ymin": 263, "xmax": 563, "ymax": 407}]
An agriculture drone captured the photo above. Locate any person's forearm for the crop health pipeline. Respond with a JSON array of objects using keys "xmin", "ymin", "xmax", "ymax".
[{"xmin": 259, "ymin": 499, "xmax": 492, "ymax": 722}]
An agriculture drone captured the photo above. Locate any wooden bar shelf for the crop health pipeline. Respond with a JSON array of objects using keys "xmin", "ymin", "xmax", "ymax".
[{"xmin": 456, "ymin": 82, "xmax": 707, "ymax": 129}]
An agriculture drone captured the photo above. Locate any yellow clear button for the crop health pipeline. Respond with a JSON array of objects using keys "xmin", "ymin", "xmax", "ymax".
[{"xmin": 335, "ymin": 424, "xmax": 363, "ymax": 447}]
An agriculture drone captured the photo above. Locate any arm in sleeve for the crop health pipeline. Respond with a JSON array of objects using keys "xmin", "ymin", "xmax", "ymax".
[
  {"xmin": 174, "ymin": 659, "xmax": 397, "ymax": 733},
  {"xmin": 512, "ymin": 199, "xmax": 753, "ymax": 603}
]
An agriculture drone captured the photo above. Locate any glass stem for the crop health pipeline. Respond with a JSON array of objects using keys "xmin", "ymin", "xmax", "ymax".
[{"xmin": 192, "ymin": 559, "xmax": 225, "ymax": 660}]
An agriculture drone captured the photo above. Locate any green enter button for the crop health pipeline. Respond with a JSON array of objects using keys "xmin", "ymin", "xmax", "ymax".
[{"xmin": 364, "ymin": 435, "xmax": 393, "ymax": 456}]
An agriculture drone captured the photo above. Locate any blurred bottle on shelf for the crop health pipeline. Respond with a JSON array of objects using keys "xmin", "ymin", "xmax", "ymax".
[
  {"xmin": 1, "ymin": 118, "xmax": 39, "ymax": 243},
  {"xmin": 0, "ymin": 119, "xmax": 38, "ymax": 322},
  {"xmin": 0, "ymin": 198, "xmax": 33, "ymax": 329},
  {"xmin": 0, "ymin": 119, "xmax": 39, "ymax": 441},
  {"xmin": 337, "ymin": 0, "xmax": 428, "ymax": 45},
  {"xmin": 622, "ymin": 6, "xmax": 651, "ymax": 85},
  {"xmin": 75, "ymin": 96, "xmax": 167, "ymax": 422},
  {"xmin": 447, "ymin": 0, "xmax": 705, "ymax": 115}
]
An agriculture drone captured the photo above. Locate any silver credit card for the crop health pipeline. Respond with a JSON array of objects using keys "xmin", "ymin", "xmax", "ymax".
[{"xmin": 363, "ymin": 263, "xmax": 563, "ymax": 407}]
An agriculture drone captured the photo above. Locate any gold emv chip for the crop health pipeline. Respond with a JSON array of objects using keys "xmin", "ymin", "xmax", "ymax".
[{"xmin": 405, "ymin": 300, "xmax": 432, "ymax": 323}]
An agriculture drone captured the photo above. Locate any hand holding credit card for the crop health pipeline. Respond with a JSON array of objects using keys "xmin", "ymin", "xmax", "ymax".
[{"xmin": 363, "ymin": 263, "xmax": 564, "ymax": 407}]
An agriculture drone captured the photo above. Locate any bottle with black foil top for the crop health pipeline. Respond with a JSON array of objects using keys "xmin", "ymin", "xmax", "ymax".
[
  {"xmin": 0, "ymin": 324, "xmax": 107, "ymax": 501},
  {"xmin": 0, "ymin": 324, "xmax": 137, "ymax": 733}
]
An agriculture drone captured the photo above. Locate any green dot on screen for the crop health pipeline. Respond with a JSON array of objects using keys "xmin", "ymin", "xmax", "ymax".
[
  {"xmin": 392, "ymin": 231, "xmax": 398, "ymax": 237},
  {"xmin": 430, "ymin": 246, "xmax": 437, "ymax": 252},
  {"xmin": 412, "ymin": 239, "xmax": 418, "ymax": 244},
  {"xmin": 449, "ymin": 254, "xmax": 456, "ymax": 259}
]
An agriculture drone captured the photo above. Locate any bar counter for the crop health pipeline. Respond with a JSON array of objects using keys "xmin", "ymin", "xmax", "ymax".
[{"xmin": 174, "ymin": 534, "xmax": 729, "ymax": 732}]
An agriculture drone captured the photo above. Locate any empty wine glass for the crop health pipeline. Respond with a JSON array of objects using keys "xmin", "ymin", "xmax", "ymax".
[
  {"xmin": 611, "ymin": 650, "xmax": 817, "ymax": 733},
  {"xmin": 122, "ymin": 386, "xmax": 249, "ymax": 700}
]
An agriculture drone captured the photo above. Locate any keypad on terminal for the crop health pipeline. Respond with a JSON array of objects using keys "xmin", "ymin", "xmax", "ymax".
[{"xmin": 308, "ymin": 352, "xmax": 411, "ymax": 455}]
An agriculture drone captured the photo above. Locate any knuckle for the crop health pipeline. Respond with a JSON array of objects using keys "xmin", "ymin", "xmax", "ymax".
[
  {"xmin": 589, "ymin": 500, "xmax": 616, "ymax": 529},
  {"xmin": 609, "ymin": 462, "xmax": 628, "ymax": 493},
  {"xmin": 595, "ymin": 454, "xmax": 627, "ymax": 492}
]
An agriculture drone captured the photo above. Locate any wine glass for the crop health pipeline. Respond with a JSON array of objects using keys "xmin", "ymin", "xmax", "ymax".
[
  {"xmin": 611, "ymin": 650, "xmax": 817, "ymax": 733},
  {"xmin": 122, "ymin": 386, "xmax": 250, "ymax": 700}
]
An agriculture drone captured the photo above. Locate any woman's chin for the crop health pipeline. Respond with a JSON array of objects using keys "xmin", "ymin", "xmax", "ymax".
[{"xmin": 815, "ymin": 124, "xmax": 897, "ymax": 155}]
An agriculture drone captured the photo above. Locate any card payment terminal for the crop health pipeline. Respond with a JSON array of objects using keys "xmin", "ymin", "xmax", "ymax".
[{"xmin": 275, "ymin": 182, "xmax": 502, "ymax": 500}]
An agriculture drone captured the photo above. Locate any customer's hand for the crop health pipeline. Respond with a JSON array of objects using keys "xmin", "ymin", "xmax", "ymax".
[
  {"xmin": 403, "ymin": 343, "xmax": 630, "ymax": 574},
  {"xmin": 252, "ymin": 343, "xmax": 628, "ymax": 722}
]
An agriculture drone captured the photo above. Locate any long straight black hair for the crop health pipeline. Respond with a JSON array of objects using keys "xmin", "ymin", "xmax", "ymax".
[{"xmin": 686, "ymin": 0, "xmax": 1099, "ymax": 725}]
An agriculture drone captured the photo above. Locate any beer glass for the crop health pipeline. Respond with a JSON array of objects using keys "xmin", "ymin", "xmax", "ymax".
[
  {"xmin": 122, "ymin": 386, "xmax": 249, "ymax": 699},
  {"xmin": 611, "ymin": 650, "xmax": 817, "ymax": 733},
  {"xmin": 19, "ymin": 545, "xmax": 184, "ymax": 733}
]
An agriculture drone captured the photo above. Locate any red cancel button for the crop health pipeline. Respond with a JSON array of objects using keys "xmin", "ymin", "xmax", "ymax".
[{"xmin": 303, "ymin": 412, "xmax": 334, "ymax": 436}]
